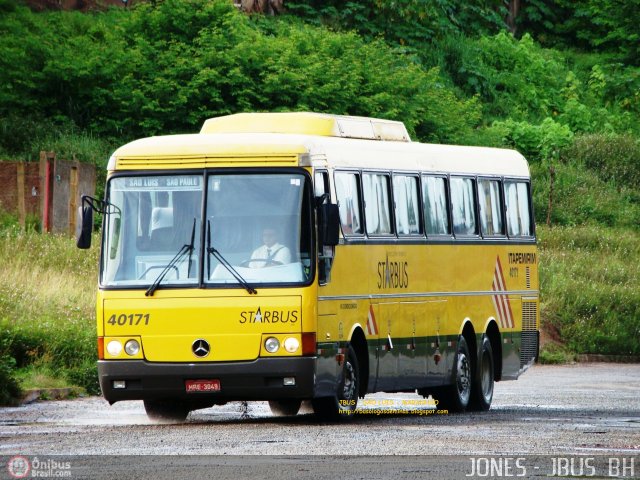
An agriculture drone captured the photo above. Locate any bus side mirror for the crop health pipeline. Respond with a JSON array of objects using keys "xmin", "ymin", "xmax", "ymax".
[
  {"xmin": 319, "ymin": 203, "xmax": 340, "ymax": 247},
  {"xmin": 76, "ymin": 201, "xmax": 93, "ymax": 249}
]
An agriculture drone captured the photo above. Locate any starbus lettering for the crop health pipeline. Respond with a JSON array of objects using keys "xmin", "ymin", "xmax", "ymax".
[
  {"xmin": 239, "ymin": 307, "xmax": 299, "ymax": 324},
  {"xmin": 377, "ymin": 255, "xmax": 409, "ymax": 289}
]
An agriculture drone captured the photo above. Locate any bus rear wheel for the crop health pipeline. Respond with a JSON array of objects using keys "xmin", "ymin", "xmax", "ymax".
[
  {"xmin": 436, "ymin": 336, "xmax": 472, "ymax": 413},
  {"xmin": 143, "ymin": 399, "xmax": 189, "ymax": 423},
  {"xmin": 469, "ymin": 335, "xmax": 494, "ymax": 411},
  {"xmin": 268, "ymin": 399, "xmax": 302, "ymax": 417},
  {"xmin": 312, "ymin": 345, "xmax": 359, "ymax": 421}
]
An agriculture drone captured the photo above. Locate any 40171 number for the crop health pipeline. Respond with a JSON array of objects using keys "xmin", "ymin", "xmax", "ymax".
[{"xmin": 107, "ymin": 313, "xmax": 150, "ymax": 326}]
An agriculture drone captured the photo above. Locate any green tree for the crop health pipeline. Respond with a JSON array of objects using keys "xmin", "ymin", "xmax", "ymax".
[
  {"xmin": 284, "ymin": 0, "xmax": 507, "ymax": 49},
  {"xmin": 518, "ymin": 0, "xmax": 640, "ymax": 64}
]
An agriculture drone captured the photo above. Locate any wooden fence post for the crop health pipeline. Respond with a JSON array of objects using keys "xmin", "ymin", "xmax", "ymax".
[
  {"xmin": 40, "ymin": 151, "xmax": 55, "ymax": 233},
  {"xmin": 16, "ymin": 162, "xmax": 26, "ymax": 227},
  {"xmin": 68, "ymin": 160, "xmax": 79, "ymax": 235}
]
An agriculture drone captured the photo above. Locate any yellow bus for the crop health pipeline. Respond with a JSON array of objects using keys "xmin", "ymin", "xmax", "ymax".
[{"xmin": 77, "ymin": 112, "xmax": 539, "ymax": 421}]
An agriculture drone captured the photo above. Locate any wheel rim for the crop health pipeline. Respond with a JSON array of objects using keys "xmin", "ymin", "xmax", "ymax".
[
  {"xmin": 481, "ymin": 351, "xmax": 494, "ymax": 401},
  {"xmin": 456, "ymin": 353, "xmax": 471, "ymax": 404},
  {"xmin": 342, "ymin": 359, "xmax": 357, "ymax": 401}
]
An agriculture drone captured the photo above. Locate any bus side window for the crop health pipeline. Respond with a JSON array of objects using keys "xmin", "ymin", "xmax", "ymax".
[
  {"xmin": 451, "ymin": 177, "xmax": 478, "ymax": 236},
  {"xmin": 422, "ymin": 175, "xmax": 450, "ymax": 235},
  {"xmin": 478, "ymin": 179, "xmax": 504, "ymax": 236},
  {"xmin": 334, "ymin": 172, "xmax": 363, "ymax": 235},
  {"xmin": 393, "ymin": 175, "xmax": 421, "ymax": 235},
  {"xmin": 363, "ymin": 172, "xmax": 393, "ymax": 235},
  {"xmin": 505, "ymin": 181, "xmax": 532, "ymax": 237}
]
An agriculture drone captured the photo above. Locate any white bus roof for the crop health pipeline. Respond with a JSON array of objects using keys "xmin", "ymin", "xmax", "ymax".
[{"xmin": 110, "ymin": 113, "xmax": 530, "ymax": 178}]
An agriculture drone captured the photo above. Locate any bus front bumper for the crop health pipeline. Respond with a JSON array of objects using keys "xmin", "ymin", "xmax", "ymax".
[{"xmin": 98, "ymin": 357, "xmax": 316, "ymax": 404}]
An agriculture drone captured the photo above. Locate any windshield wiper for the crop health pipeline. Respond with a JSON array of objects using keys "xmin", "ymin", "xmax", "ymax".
[
  {"xmin": 207, "ymin": 220, "xmax": 257, "ymax": 295},
  {"xmin": 145, "ymin": 218, "xmax": 196, "ymax": 297}
]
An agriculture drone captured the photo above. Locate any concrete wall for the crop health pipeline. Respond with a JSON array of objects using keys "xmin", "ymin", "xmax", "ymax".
[
  {"xmin": 0, "ymin": 162, "xmax": 42, "ymax": 224},
  {"xmin": 50, "ymin": 158, "xmax": 96, "ymax": 234},
  {"xmin": 0, "ymin": 154, "xmax": 96, "ymax": 233}
]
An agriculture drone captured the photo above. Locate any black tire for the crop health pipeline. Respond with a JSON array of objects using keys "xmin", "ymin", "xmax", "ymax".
[
  {"xmin": 469, "ymin": 335, "xmax": 494, "ymax": 411},
  {"xmin": 312, "ymin": 345, "xmax": 359, "ymax": 421},
  {"xmin": 143, "ymin": 399, "xmax": 189, "ymax": 423},
  {"xmin": 435, "ymin": 336, "xmax": 472, "ymax": 413},
  {"xmin": 268, "ymin": 399, "xmax": 302, "ymax": 417}
]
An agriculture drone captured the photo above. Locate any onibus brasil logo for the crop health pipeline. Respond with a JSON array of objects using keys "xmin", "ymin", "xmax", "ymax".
[
  {"xmin": 7, "ymin": 456, "xmax": 72, "ymax": 478},
  {"xmin": 7, "ymin": 456, "xmax": 30, "ymax": 478}
]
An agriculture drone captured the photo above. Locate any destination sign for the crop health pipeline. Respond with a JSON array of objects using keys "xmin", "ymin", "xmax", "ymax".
[{"xmin": 119, "ymin": 176, "xmax": 202, "ymax": 190}]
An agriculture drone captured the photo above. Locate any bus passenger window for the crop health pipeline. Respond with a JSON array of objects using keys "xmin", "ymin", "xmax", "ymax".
[
  {"xmin": 478, "ymin": 179, "xmax": 504, "ymax": 236},
  {"xmin": 451, "ymin": 177, "xmax": 478, "ymax": 236},
  {"xmin": 334, "ymin": 172, "xmax": 363, "ymax": 235},
  {"xmin": 422, "ymin": 176, "xmax": 450, "ymax": 235},
  {"xmin": 505, "ymin": 181, "xmax": 532, "ymax": 237},
  {"xmin": 363, "ymin": 173, "xmax": 392, "ymax": 235},
  {"xmin": 393, "ymin": 175, "xmax": 421, "ymax": 235}
]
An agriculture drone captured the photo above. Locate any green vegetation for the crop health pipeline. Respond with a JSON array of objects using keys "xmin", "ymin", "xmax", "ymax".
[
  {"xmin": 538, "ymin": 342, "xmax": 576, "ymax": 365},
  {"xmin": 0, "ymin": 224, "xmax": 100, "ymax": 402},
  {"xmin": 538, "ymin": 226, "xmax": 640, "ymax": 356},
  {"xmin": 0, "ymin": 0, "xmax": 481, "ymax": 149},
  {"xmin": 0, "ymin": 0, "xmax": 638, "ymax": 402}
]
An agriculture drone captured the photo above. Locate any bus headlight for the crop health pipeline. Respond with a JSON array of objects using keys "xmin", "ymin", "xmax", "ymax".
[
  {"xmin": 264, "ymin": 337, "xmax": 280, "ymax": 353},
  {"xmin": 124, "ymin": 339, "xmax": 140, "ymax": 356},
  {"xmin": 283, "ymin": 337, "xmax": 300, "ymax": 353},
  {"xmin": 106, "ymin": 340, "xmax": 122, "ymax": 356}
]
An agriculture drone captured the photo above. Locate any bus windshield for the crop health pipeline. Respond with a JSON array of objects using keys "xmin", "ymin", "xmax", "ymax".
[
  {"xmin": 101, "ymin": 172, "xmax": 313, "ymax": 288},
  {"xmin": 206, "ymin": 173, "xmax": 312, "ymax": 286}
]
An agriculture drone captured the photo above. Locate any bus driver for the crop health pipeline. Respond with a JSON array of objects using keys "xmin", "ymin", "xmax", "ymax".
[{"xmin": 249, "ymin": 227, "xmax": 292, "ymax": 267}]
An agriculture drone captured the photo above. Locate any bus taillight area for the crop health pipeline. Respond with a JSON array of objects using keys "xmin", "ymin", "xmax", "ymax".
[{"xmin": 97, "ymin": 356, "xmax": 317, "ymax": 404}]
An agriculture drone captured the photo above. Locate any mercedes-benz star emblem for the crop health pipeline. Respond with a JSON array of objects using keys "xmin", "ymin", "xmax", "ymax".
[{"xmin": 192, "ymin": 339, "xmax": 210, "ymax": 358}]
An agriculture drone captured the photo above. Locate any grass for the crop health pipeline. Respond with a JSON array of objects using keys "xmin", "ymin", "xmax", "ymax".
[
  {"xmin": 538, "ymin": 224, "xmax": 640, "ymax": 356},
  {"xmin": 538, "ymin": 342, "xmax": 577, "ymax": 365},
  {"xmin": 15, "ymin": 364, "xmax": 76, "ymax": 390},
  {"xmin": 0, "ymin": 225, "xmax": 100, "ymax": 403},
  {"xmin": 0, "ymin": 220, "xmax": 97, "ymax": 299},
  {"xmin": 532, "ymin": 161, "xmax": 640, "ymax": 229}
]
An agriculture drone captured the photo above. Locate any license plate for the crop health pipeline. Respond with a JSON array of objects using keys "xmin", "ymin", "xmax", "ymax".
[{"xmin": 185, "ymin": 379, "xmax": 220, "ymax": 393}]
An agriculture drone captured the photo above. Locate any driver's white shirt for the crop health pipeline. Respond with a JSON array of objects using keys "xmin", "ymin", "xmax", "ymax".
[{"xmin": 249, "ymin": 242, "xmax": 292, "ymax": 267}]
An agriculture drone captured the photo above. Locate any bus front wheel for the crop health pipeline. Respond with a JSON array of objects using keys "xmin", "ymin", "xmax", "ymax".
[
  {"xmin": 312, "ymin": 345, "xmax": 359, "ymax": 421},
  {"xmin": 143, "ymin": 399, "xmax": 189, "ymax": 423}
]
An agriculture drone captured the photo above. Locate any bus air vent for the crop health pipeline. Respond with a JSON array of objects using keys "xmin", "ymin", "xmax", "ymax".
[
  {"xmin": 200, "ymin": 112, "xmax": 411, "ymax": 142},
  {"xmin": 520, "ymin": 300, "xmax": 538, "ymax": 369}
]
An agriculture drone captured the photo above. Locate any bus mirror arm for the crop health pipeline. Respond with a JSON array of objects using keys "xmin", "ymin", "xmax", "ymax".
[{"xmin": 76, "ymin": 195, "xmax": 121, "ymax": 250}]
